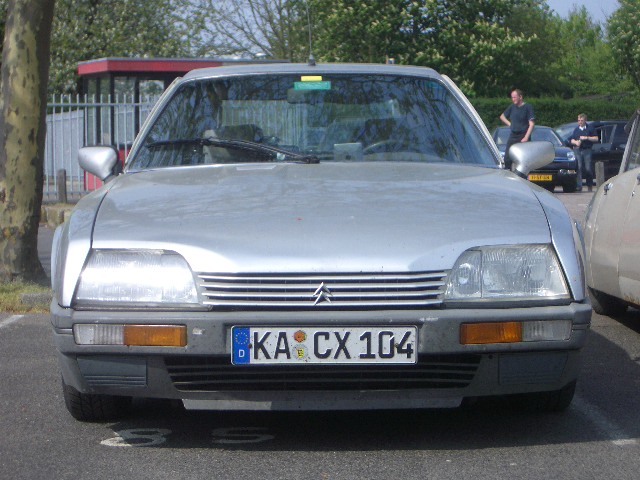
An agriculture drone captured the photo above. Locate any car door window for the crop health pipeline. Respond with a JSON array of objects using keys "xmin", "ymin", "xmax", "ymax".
[
  {"xmin": 598, "ymin": 125, "xmax": 613, "ymax": 145},
  {"xmin": 612, "ymin": 126, "xmax": 629, "ymax": 149},
  {"xmin": 625, "ymin": 122, "xmax": 640, "ymax": 171}
]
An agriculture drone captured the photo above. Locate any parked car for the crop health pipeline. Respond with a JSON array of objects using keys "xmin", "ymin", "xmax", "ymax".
[
  {"xmin": 584, "ymin": 111, "xmax": 640, "ymax": 315},
  {"xmin": 493, "ymin": 126, "xmax": 578, "ymax": 192},
  {"xmin": 556, "ymin": 120, "xmax": 629, "ymax": 180},
  {"xmin": 51, "ymin": 63, "xmax": 591, "ymax": 421}
]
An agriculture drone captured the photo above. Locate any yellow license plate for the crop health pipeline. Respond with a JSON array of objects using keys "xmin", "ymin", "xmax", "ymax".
[{"xmin": 529, "ymin": 174, "xmax": 553, "ymax": 181}]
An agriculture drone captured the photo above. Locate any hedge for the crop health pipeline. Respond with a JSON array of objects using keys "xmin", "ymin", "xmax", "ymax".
[{"xmin": 472, "ymin": 96, "xmax": 640, "ymax": 131}]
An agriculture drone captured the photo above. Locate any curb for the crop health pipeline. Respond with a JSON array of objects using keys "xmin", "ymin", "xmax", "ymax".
[
  {"xmin": 20, "ymin": 292, "xmax": 53, "ymax": 307},
  {"xmin": 41, "ymin": 204, "xmax": 74, "ymax": 228}
]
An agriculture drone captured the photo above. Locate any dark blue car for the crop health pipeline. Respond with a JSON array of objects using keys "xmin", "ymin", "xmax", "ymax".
[
  {"xmin": 493, "ymin": 126, "xmax": 578, "ymax": 193},
  {"xmin": 556, "ymin": 120, "xmax": 629, "ymax": 180}
]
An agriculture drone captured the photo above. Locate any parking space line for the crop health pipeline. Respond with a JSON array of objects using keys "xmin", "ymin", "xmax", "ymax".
[
  {"xmin": 0, "ymin": 315, "xmax": 24, "ymax": 330},
  {"xmin": 574, "ymin": 396, "xmax": 638, "ymax": 446}
]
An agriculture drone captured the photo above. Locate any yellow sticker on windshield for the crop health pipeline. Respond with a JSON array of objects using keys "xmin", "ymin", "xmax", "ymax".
[{"xmin": 301, "ymin": 76, "xmax": 323, "ymax": 82}]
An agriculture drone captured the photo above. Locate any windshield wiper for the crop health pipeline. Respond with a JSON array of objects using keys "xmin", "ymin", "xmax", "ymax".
[{"xmin": 145, "ymin": 137, "xmax": 319, "ymax": 164}]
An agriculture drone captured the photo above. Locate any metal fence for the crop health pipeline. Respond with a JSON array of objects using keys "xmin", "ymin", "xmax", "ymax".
[{"xmin": 44, "ymin": 94, "xmax": 158, "ymax": 202}]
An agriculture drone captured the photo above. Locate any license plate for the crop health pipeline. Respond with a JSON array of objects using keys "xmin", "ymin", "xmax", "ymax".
[
  {"xmin": 528, "ymin": 174, "xmax": 553, "ymax": 181},
  {"xmin": 232, "ymin": 326, "xmax": 417, "ymax": 365}
]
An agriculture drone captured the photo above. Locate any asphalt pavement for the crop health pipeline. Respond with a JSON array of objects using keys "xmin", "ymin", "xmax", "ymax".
[{"xmin": 554, "ymin": 190, "xmax": 594, "ymax": 227}]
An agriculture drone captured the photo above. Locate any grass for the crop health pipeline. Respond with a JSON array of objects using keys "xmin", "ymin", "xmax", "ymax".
[{"xmin": 0, "ymin": 281, "xmax": 52, "ymax": 314}]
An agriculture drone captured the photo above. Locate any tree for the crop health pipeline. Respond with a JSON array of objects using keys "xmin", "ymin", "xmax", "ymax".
[
  {"xmin": 549, "ymin": 6, "xmax": 630, "ymax": 98},
  {"xmin": 0, "ymin": 0, "xmax": 55, "ymax": 283},
  {"xmin": 49, "ymin": 0, "xmax": 193, "ymax": 94},
  {"xmin": 401, "ymin": 0, "xmax": 557, "ymax": 97},
  {"xmin": 502, "ymin": 1, "xmax": 564, "ymax": 97},
  {"xmin": 311, "ymin": 0, "xmax": 408, "ymax": 64},
  {"xmin": 308, "ymin": 0, "xmax": 560, "ymax": 97},
  {"xmin": 608, "ymin": 0, "xmax": 640, "ymax": 92},
  {"xmin": 183, "ymin": 0, "xmax": 309, "ymax": 61}
]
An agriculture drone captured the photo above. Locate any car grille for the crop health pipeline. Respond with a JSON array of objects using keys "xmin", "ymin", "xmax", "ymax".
[
  {"xmin": 164, "ymin": 354, "xmax": 481, "ymax": 392},
  {"xmin": 197, "ymin": 271, "xmax": 448, "ymax": 309}
]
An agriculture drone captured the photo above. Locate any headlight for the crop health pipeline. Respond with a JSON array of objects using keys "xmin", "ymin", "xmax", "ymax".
[
  {"xmin": 445, "ymin": 244, "xmax": 569, "ymax": 302},
  {"xmin": 567, "ymin": 151, "xmax": 576, "ymax": 161},
  {"xmin": 74, "ymin": 250, "xmax": 199, "ymax": 307}
]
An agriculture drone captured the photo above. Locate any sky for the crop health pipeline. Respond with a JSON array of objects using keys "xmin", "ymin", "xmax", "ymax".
[{"xmin": 545, "ymin": 0, "xmax": 620, "ymax": 24}]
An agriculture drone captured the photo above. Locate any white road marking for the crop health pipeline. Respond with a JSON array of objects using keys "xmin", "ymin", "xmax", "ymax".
[
  {"xmin": 0, "ymin": 315, "xmax": 24, "ymax": 329},
  {"xmin": 573, "ymin": 396, "xmax": 638, "ymax": 446}
]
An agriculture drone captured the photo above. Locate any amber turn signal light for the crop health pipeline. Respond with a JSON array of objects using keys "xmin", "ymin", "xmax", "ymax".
[
  {"xmin": 123, "ymin": 325, "xmax": 187, "ymax": 347},
  {"xmin": 460, "ymin": 322, "xmax": 523, "ymax": 345}
]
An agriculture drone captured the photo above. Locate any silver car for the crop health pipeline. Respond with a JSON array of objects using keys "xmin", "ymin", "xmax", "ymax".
[
  {"xmin": 51, "ymin": 63, "xmax": 591, "ymax": 421},
  {"xmin": 584, "ymin": 110, "xmax": 640, "ymax": 315}
]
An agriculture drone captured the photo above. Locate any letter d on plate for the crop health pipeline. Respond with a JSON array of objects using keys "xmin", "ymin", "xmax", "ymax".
[{"xmin": 233, "ymin": 327, "xmax": 251, "ymax": 365}]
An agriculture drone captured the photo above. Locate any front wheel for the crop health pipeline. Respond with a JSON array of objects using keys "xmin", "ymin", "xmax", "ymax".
[
  {"xmin": 509, "ymin": 380, "xmax": 576, "ymax": 413},
  {"xmin": 588, "ymin": 287, "xmax": 628, "ymax": 316},
  {"xmin": 62, "ymin": 379, "xmax": 131, "ymax": 422}
]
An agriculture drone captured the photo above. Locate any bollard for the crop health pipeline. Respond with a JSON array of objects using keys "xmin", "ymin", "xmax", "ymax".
[
  {"xmin": 595, "ymin": 161, "xmax": 604, "ymax": 188},
  {"xmin": 56, "ymin": 169, "xmax": 68, "ymax": 204}
]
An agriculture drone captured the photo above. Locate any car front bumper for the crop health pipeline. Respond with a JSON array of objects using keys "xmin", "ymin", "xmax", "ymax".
[{"xmin": 51, "ymin": 301, "xmax": 591, "ymax": 410}]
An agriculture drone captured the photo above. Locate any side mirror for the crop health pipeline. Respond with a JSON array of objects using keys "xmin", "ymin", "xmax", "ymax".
[
  {"xmin": 78, "ymin": 146, "xmax": 119, "ymax": 182},
  {"xmin": 509, "ymin": 141, "xmax": 554, "ymax": 178}
]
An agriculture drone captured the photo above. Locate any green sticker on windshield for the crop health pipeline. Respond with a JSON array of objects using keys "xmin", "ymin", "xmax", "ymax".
[{"xmin": 294, "ymin": 81, "xmax": 331, "ymax": 91}]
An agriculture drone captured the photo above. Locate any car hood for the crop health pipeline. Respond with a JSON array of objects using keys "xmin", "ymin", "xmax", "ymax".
[{"xmin": 92, "ymin": 163, "xmax": 551, "ymax": 272}]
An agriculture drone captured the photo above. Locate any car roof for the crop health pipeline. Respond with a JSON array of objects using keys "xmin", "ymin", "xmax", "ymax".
[
  {"xmin": 556, "ymin": 120, "xmax": 627, "ymax": 128},
  {"xmin": 182, "ymin": 62, "xmax": 442, "ymax": 81},
  {"xmin": 494, "ymin": 125, "xmax": 553, "ymax": 132}
]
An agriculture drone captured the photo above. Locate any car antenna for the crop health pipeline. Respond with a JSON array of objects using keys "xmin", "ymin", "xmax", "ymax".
[{"xmin": 305, "ymin": 1, "xmax": 316, "ymax": 66}]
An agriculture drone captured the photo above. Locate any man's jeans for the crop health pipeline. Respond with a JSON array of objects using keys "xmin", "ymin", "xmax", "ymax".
[{"xmin": 575, "ymin": 148, "xmax": 593, "ymax": 189}]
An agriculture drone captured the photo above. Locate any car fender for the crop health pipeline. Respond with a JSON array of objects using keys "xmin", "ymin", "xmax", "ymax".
[
  {"xmin": 534, "ymin": 190, "xmax": 586, "ymax": 301},
  {"xmin": 51, "ymin": 187, "xmax": 113, "ymax": 308}
]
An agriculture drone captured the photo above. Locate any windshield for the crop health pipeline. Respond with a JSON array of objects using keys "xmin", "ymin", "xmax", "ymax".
[
  {"xmin": 128, "ymin": 73, "xmax": 497, "ymax": 170},
  {"xmin": 531, "ymin": 128, "xmax": 562, "ymax": 146}
]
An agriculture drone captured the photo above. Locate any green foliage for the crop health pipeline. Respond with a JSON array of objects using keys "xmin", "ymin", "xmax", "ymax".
[
  {"xmin": 49, "ymin": 0, "xmax": 193, "ymax": 94},
  {"xmin": 609, "ymin": 0, "xmax": 640, "ymax": 91},
  {"xmin": 0, "ymin": 0, "xmax": 6, "ymax": 51},
  {"xmin": 0, "ymin": 0, "xmax": 636, "ymax": 99},
  {"xmin": 0, "ymin": 281, "xmax": 51, "ymax": 313},
  {"xmin": 403, "ymin": 0, "xmax": 559, "ymax": 97},
  {"xmin": 551, "ymin": 6, "xmax": 633, "ymax": 98},
  {"xmin": 308, "ymin": 0, "xmax": 600, "ymax": 98},
  {"xmin": 311, "ymin": 0, "xmax": 408, "ymax": 63}
]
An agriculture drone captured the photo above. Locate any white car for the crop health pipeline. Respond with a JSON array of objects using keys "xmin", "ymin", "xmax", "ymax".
[{"xmin": 584, "ymin": 110, "xmax": 640, "ymax": 315}]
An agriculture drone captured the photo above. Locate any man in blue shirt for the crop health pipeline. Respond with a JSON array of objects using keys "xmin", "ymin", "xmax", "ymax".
[
  {"xmin": 569, "ymin": 114, "xmax": 598, "ymax": 191},
  {"xmin": 499, "ymin": 89, "xmax": 535, "ymax": 171}
]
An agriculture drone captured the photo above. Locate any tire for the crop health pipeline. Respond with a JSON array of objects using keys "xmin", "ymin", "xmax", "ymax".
[
  {"xmin": 562, "ymin": 183, "xmax": 577, "ymax": 193},
  {"xmin": 62, "ymin": 379, "xmax": 131, "ymax": 422},
  {"xmin": 509, "ymin": 380, "xmax": 576, "ymax": 413},
  {"xmin": 588, "ymin": 287, "xmax": 628, "ymax": 316}
]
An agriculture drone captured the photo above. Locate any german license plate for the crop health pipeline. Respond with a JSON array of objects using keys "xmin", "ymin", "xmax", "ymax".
[
  {"xmin": 232, "ymin": 326, "xmax": 417, "ymax": 365},
  {"xmin": 528, "ymin": 174, "xmax": 553, "ymax": 181}
]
